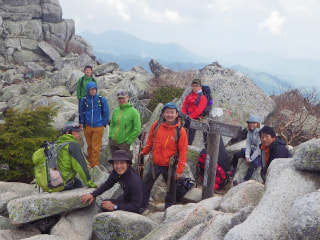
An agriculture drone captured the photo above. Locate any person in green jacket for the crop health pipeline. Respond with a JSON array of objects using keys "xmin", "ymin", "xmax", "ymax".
[
  {"xmin": 58, "ymin": 122, "xmax": 97, "ymax": 190},
  {"xmin": 109, "ymin": 90, "xmax": 141, "ymax": 158},
  {"xmin": 76, "ymin": 66, "xmax": 97, "ymax": 100}
]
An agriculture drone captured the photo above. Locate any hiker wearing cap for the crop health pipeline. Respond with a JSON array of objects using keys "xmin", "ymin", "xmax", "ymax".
[
  {"xmin": 79, "ymin": 82, "xmax": 109, "ymax": 167},
  {"xmin": 80, "ymin": 150, "xmax": 148, "ymax": 214},
  {"xmin": 181, "ymin": 78, "xmax": 208, "ymax": 145},
  {"xmin": 259, "ymin": 126, "xmax": 292, "ymax": 183},
  {"xmin": 57, "ymin": 122, "xmax": 97, "ymax": 190},
  {"xmin": 228, "ymin": 116, "xmax": 262, "ymax": 185},
  {"xmin": 139, "ymin": 102, "xmax": 188, "ymax": 209},
  {"xmin": 76, "ymin": 65, "xmax": 97, "ymax": 100},
  {"xmin": 109, "ymin": 90, "xmax": 141, "ymax": 156}
]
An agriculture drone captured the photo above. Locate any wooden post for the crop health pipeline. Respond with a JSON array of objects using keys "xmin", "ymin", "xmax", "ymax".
[{"xmin": 202, "ymin": 133, "xmax": 220, "ymax": 200}]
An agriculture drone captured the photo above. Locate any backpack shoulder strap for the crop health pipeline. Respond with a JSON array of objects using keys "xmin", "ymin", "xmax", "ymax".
[
  {"xmin": 195, "ymin": 92, "xmax": 203, "ymax": 106},
  {"xmin": 80, "ymin": 76, "xmax": 84, "ymax": 88}
]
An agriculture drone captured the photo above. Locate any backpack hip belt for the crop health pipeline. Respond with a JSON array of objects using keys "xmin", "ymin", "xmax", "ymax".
[{"xmin": 166, "ymin": 154, "xmax": 178, "ymax": 192}]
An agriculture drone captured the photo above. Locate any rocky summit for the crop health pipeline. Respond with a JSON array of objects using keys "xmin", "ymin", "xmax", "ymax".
[{"xmin": 1, "ymin": 1, "xmax": 320, "ymax": 240}]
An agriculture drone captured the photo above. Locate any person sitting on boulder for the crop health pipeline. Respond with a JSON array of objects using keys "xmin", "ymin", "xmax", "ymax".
[
  {"xmin": 259, "ymin": 126, "xmax": 292, "ymax": 183},
  {"xmin": 139, "ymin": 102, "xmax": 188, "ymax": 209},
  {"xmin": 80, "ymin": 150, "xmax": 148, "ymax": 214},
  {"xmin": 228, "ymin": 116, "xmax": 262, "ymax": 185},
  {"xmin": 59, "ymin": 122, "xmax": 97, "ymax": 190}
]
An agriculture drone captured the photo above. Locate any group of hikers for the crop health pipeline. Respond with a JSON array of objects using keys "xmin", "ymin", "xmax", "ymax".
[{"xmin": 51, "ymin": 65, "xmax": 292, "ymax": 215}]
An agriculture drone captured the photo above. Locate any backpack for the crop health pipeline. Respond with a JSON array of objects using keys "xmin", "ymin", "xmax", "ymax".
[
  {"xmin": 32, "ymin": 141, "xmax": 70, "ymax": 192},
  {"xmin": 196, "ymin": 149, "xmax": 229, "ymax": 190},
  {"xmin": 187, "ymin": 85, "xmax": 213, "ymax": 116},
  {"xmin": 176, "ymin": 177, "xmax": 197, "ymax": 201}
]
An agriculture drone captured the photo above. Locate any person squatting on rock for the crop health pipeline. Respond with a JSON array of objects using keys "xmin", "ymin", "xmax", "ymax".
[
  {"xmin": 58, "ymin": 122, "xmax": 97, "ymax": 190},
  {"xmin": 181, "ymin": 78, "xmax": 207, "ymax": 145},
  {"xmin": 228, "ymin": 116, "xmax": 262, "ymax": 185},
  {"xmin": 80, "ymin": 150, "xmax": 148, "ymax": 214},
  {"xmin": 259, "ymin": 126, "xmax": 292, "ymax": 183},
  {"xmin": 139, "ymin": 102, "xmax": 188, "ymax": 209},
  {"xmin": 109, "ymin": 90, "xmax": 141, "ymax": 158},
  {"xmin": 79, "ymin": 82, "xmax": 109, "ymax": 167},
  {"xmin": 76, "ymin": 65, "xmax": 97, "ymax": 101}
]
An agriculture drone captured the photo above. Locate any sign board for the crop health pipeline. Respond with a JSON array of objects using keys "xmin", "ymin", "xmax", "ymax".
[{"xmin": 189, "ymin": 118, "xmax": 241, "ymax": 138}]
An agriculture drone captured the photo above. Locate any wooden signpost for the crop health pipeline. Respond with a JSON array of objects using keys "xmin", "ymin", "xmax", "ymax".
[{"xmin": 190, "ymin": 118, "xmax": 242, "ymax": 200}]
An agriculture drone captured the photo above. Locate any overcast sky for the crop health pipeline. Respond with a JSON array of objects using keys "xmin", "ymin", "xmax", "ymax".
[{"xmin": 59, "ymin": 0, "xmax": 320, "ymax": 61}]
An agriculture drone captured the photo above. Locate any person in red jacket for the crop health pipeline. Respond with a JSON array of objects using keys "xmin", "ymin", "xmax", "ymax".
[
  {"xmin": 182, "ymin": 78, "xmax": 207, "ymax": 145},
  {"xmin": 139, "ymin": 102, "xmax": 188, "ymax": 209}
]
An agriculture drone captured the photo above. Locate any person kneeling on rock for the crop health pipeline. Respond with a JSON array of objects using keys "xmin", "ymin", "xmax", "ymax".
[{"xmin": 80, "ymin": 150, "xmax": 148, "ymax": 214}]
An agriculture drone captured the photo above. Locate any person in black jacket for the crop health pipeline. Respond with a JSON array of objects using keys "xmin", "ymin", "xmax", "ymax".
[
  {"xmin": 259, "ymin": 126, "xmax": 292, "ymax": 182},
  {"xmin": 80, "ymin": 150, "xmax": 148, "ymax": 214}
]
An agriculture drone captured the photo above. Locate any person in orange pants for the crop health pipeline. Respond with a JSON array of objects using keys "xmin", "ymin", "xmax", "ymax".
[{"xmin": 79, "ymin": 82, "xmax": 109, "ymax": 167}]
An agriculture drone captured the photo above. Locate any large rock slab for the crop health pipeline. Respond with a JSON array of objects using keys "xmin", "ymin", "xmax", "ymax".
[
  {"xmin": 41, "ymin": 0, "xmax": 62, "ymax": 23},
  {"xmin": 143, "ymin": 196, "xmax": 222, "ymax": 239},
  {"xmin": 93, "ymin": 211, "xmax": 157, "ymax": 240},
  {"xmin": 220, "ymin": 180, "xmax": 264, "ymax": 213},
  {"xmin": 224, "ymin": 158, "xmax": 320, "ymax": 240},
  {"xmin": 293, "ymin": 138, "xmax": 320, "ymax": 171},
  {"xmin": 7, "ymin": 188, "xmax": 95, "ymax": 224},
  {"xmin": 288, "ymin": 189, "xmax": 320, "ymax": 240},
  {"xmin": 22, "ymin": 235, "xmax": 64, "ymax": 240}
]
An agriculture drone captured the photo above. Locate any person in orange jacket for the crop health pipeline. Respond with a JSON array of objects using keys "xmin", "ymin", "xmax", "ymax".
[
  {"xmin": 139, "ymin": 102, "xmax": 188, "ymax": 209},
  {"xmin": 182, "ymin": 78, "xmax": 207, "ymax": 145}
]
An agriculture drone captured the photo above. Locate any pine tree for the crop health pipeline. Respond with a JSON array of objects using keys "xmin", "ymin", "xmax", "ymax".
[{"xmin": 0, "ymin": 105, "xmax": 59, "ymax": 182}]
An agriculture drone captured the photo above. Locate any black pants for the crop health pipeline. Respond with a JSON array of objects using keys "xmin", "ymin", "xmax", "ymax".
[
  {"xmin": 144, "ymin": 164, "xmax": 176, "ymax": 209},
  {"xmin": 232, "ymin": 148, "xmax": 262, "ymax": 181},
  {"xmin": 188, "ymin": 128, "xmax": 208, "ymax": 146}
]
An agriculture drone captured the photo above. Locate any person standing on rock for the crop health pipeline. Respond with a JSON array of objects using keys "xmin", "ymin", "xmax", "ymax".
[
  {"xmin": 139, "ymin": 102, "xmax": 188, "ymax": 209},
  {"xmin": 109, "ymin": 90, "xmax": 141, "ymax": 158},
  {"xmin": 80, "ymin": 150, "xmax": 148, "ymax": 214},
  {"xmin": 79, "ymin": 82, "xmax": 109, "ymax": 167},
  {"xmin": 228, "ymin": 116, "xmax": 262, "ymax": 185},
  {"xmin": 76, "ymin": 65, "xmax": 97, "ymax": 101},
  {"xmin": 59, "ymin": 122, "xmax": 97, "ymax": 190},
  {"xmin": 181, "ymin": 78, "xmax": 207, "ymax": 145},
  {"xmin": 259, "ymin": 126, "xmax": 292, "ymax": 183}
]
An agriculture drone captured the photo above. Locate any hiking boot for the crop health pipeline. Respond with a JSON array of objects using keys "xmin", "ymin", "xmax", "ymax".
[
  {"xmin": 233, "ymin": 180, "xmax": 238, "ymax": 186},
  {"xmin": 227, "ymin": 167, "xmax": 236, "ymax": 177}
]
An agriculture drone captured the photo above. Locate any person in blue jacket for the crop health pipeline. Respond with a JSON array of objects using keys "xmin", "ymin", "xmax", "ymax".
[{"xmin": 79, "ymin": 82, "xmax": 109, "ymax": 167}]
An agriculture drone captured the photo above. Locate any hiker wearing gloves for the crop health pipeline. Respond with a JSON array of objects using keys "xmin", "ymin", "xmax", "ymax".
[
  {"xmin": 80, "ymin": 150, "xmax": 148, "ymax": 214},
  {"xmin": 79, "ymin": 82, "xmax": 109, "ymax": 167},
  {"xmin": 109, "ymin": 90, "xmax": 141, "ymax": 158},
  {"xmin": 181, "ymin": 78, "xmax": 208, "ymax": 145},
  {"xmin": 58, "ymin": 122, "xmax": 97, "ymax": 190},
  {"xmin": 139, "ymin": 102, "xmax": 188, "ymax": 209},
  {"xmin": 259, "ymin": 126, "xmax": 292, "ymax": 183}
]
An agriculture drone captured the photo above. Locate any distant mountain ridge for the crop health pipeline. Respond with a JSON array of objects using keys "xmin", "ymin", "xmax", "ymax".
[{"xmin": 80, "ymin": 30, "xmax": 319, "ymax": 94}]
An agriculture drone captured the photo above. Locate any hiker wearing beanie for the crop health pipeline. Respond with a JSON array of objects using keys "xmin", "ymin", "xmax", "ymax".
[
  {"xmin": 139, "ymin": 102, "xmax": 188, "ymax": 209},
  {"xmin": 228, "ymin": 116, "xmax": 262, "ymax": 185},
  {"xmin": 181, "ymin": 78, "xmax": 208, "ymax": 145},
  {"xmin": 58, "ymin": 122, "xmax": 97, "ymax": 190},
  {"xmin": 79, "ymin": 82, "xmax": 109, "ymax": 167},
  {"xmin": 259, "ymin": 126, "xmax": 292, "ymax": 183},
  {"xmin": 80, "ymin": 150, "xmax": 148, "ymax": 214}
]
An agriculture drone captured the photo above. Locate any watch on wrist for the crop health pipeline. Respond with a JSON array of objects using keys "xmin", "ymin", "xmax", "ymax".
[{"xmin": 113, "ymin": 205, "xmax": 118, "ymax": 210}]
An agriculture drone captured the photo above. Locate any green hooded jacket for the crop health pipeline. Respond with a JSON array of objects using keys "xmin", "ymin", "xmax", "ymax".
[
  {"xmin": 76, "ymin": 75, "xmax": 97, "ymax": 100},
  {"xmin": 57, "ymin": 134, "xmax": 96, "ymax": 188},
  {"xmin": 109, "ymin": 102, "xmax": 141, "ymax": 145}
]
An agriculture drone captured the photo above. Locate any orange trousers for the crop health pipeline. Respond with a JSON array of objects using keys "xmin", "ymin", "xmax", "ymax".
[{"xmin": 83, "ymin": 125, "xmax": 104, "ymax": 167}]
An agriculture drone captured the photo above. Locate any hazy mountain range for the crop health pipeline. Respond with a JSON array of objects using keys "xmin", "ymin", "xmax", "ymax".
[{"xmin": 81, "ymin": 30, "xmax": 320, "ymax": 95}]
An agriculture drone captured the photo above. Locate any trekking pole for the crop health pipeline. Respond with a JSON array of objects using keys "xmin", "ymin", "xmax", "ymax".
[{"xmin": 137, "ymin": 132, "xmax": 146, "ymax": 179}]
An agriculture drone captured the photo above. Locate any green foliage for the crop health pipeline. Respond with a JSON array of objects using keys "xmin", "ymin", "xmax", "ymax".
[
  {"xmin": 148, "ymin": 86, "xmax": 184, "ymax": 111},
  {"xmin": 0, "ymin": 105, "xmax": 59, "ymax": 182}
]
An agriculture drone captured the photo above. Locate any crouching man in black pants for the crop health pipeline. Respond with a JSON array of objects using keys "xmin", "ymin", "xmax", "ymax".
[{"xmin": 80, "ymin": 150, "xmax": 148, "ymax": 214}]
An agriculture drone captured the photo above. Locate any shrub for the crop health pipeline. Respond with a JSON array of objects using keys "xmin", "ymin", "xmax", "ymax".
[
  {"xmin": 0, "ymin": 105, "xmax": 59, "ymax": 182},
  {"xmin": 147, "ymin": 86, "xmax": 184, "ymax": 111}
]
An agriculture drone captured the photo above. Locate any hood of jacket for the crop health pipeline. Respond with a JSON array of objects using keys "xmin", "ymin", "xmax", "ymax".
[
  {"xmin": 119, "ymin": 101, "xmax": 133, "ymax": 109},
  {"xmin": 85, "ymin": 81, "xmax": 98, "ymax": 96},
  {"xmin": 57, "ymin": 133, "xmax": 78, "ymax": 144}
]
